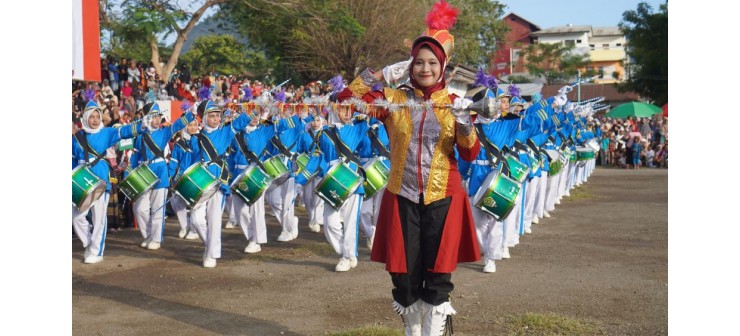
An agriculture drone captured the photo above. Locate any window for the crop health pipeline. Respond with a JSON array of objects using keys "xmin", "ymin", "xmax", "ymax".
[
  {"xmin": 576, "ymin": 39, "xmax": 582, "ymax": 43},
  {"xmin": 564, "ymin": 40, "xmax": 576, "ymax": 47},
  {"xmin": 589, "ymin": 44, "xmax": 595, "ymax": 50},
  {"xmin": 586, "ymin": 66, "xmax": 594, "ymax": 72},
  {"xmin": 616, "ymin": 43, "xmax": 622, "ymax": 47},
  {"xmin": 602, "ymin": 43, "xmax": 610, "ymax": 50}
]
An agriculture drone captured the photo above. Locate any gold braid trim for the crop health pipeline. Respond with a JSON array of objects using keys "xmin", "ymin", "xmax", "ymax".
[
  {"xmin": 424, "ymin": 90, "xmax": 453, "ymax": 204},
  {"xmin": 384, "ymin": 88, "xmax": 411, "ymax": 195}
]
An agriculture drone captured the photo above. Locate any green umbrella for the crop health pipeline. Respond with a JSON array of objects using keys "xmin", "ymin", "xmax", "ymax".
[{"xmin": 605, "ymin": 102, "xmax": 662, "ymax": 118}]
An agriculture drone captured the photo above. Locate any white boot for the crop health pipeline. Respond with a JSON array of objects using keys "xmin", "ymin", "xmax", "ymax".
[
  {"xmin": 393, "ymin": 300, "xmax": 422, "ymax": 336},
  {"xmin": 421, "ymin": 301, "xmax": 455, "ymax": 336}
]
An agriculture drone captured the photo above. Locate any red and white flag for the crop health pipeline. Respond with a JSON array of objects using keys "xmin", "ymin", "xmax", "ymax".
[{"xmin": 72, "ymin": 0, "xmax": 101, "ymax": 82}]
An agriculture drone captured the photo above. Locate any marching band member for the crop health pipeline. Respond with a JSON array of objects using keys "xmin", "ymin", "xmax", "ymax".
[
  {"xmin": 337, "ymin": 1, "xmax": 482, "ymax": 333},
  {"xmin": 315, "ymin": 106, "xmax": 369, "ymax": 272},
  {"xmin": 168, "ymin": 116, "xmax": 201, "ymax": 240},
  {"xmin": 73, "ymin": 101, "xmax": 144, "ymax": 264},
  {"xmin": 231, "ymin": 115, "xmax": 275, "ymax": 254},
  {"xmin": 357, "ymin": 117, "xmax": 390, "ymax": 249},
  {"xmin": 188, "ymin": 100, "xmax": 253, "ymax": 268},
  {"xmin": 294, "ymin": 113, "xmax": 327, "ymax": 233},
  {"xmin": 129, "ymin": 102, "xmax": 194, "ymax": 250}
]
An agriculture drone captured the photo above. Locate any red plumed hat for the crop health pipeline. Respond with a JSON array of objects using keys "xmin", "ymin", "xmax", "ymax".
[{"xmin": 412, "ymin": 0, "xmax": 459, "ymax": 64}]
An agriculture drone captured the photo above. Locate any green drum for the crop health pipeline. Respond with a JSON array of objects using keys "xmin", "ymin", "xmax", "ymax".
[
  {"xmin": 119, "ymin": 164, "xmax": 160, "ymax": 202},
  {"xmin": 231, "ymin": 163, "xmax": 273, "ymax": 205},
  {"xmin": 567, "ymin": 148, "xmax": 576, "ymax": 164},
  {"xmin": 576, "ymin": 147, "xmax": 595, "ymax": 167},
  {"xmin": 549, "ymin": 157, "xmax": 563, "ymax": 176},
  {"xmin": 72, "ymin": 165, "xmax": 107, "ymax": 213},
  {"xmin": 363, "ymin": 157, "xmax": 390, "ymax": 199},
  {"xmin": 294, "ymin": 153, "xmax": 318, "ymax": 181},
  {"xmin": 505, "ymin": 154, "xmax": 530, "ymax": 183},
  {"xmin": 473, "ymin": 170, "xmax": 522, "ymax": 221},
  {"xmin": 263, "ymin": 155, "xmax": 290, "ymax": 185},
  {"xmin": 173, "ymin": 162, "xmax": 221, "ymax": 210},
  {"xmin": 315, "ymin": 162, "xmax": 363, "ymax": 209}
]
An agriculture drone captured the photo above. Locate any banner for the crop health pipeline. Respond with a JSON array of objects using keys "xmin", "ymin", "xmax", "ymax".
[
  {"xmin": 155, "ymin": 100, "xmax": 184, "ymax": 123},
  {"xmin": 72, "ymin": 0, "xmax": 101, "ymax": 82}
]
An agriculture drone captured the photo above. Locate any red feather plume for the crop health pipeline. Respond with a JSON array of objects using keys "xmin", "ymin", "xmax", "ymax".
[{"xmin": 425, "ymin": 0, "xmax": 459, "ymax": 30}]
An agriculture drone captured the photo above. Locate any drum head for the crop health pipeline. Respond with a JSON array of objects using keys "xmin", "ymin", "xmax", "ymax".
[
  {"xmin": 76, "ymin": 182, "xmax": 106, "ymax": 213},
  {"xmin": 473, "ymin": 170, "xmax": 499, "ymax": 205}
]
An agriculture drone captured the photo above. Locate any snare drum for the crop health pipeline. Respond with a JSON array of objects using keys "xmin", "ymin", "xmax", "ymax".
[
  {"xmin": 294, "ymin": 153, "xmax": 319, "ymax": 184},
  {"xmin": 505, "ymin": 153, "xmax": 530, "ymax": 183},
  {"xmin": 262, "ymin": 155, "xmax": 290, "ymax": 185},
  {"xmin": 586, "ymin": 139, "xmax": 600, "ymax": 152},
  {"xmin": 172, "ymin": 162, "xmax": 221, "ymax": 209},
  {"xmin": 118, "ymin": 164, "xmax": 160, "ymax": 202},
  {"xmin": 231, "ymin": 163, "xmax": 273, "ymax": 205},
  {"xmin": 315, "ymin": 162, "xmax": 363, "ymax": 209},
  {"xmin": 576, "ymin": 147, "xmax": 595, "ymax": 167},
  {"xmin": 544, "ymin": 149, "xmax": 560, "ymax": 162},
  {"xmin": 473, "ymin": 170, "xmax": 521, "ymax": 221},
  {"xmin": 549, "ymin": 158, "xmax": 563, "ymax": 176},
  {"xmin": 72, "ymin": 165, "xmax": 107, "ymax": 213},
  {"xmin": 362, "ymin": 157, "xmax": 390, "ymax": 199}
]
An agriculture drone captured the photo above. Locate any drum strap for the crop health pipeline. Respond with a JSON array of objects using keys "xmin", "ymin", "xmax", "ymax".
[
  {"xmin": 309, "ymin": 130, "xmax": 323, "ymax": 154},
  {"xmin": 235, "ymin": 132, "xmax": 267, "ymax": 172},
  {"xmin": 176, "ymin": 139, "xmax": 191, "ymax": 152},
  {"xmin": 367, "ymin": 127, "xmax": 390, "ymax": 158},
  {"xmin": 270, "ymin": 136, "xmax": 296, "ymax": 157},
  {"xmin": 75, "ymin": 131, "xmax": 109, "ymax": 168},
  {"xmin": 196, "ymin": 133, "xmax": 229, "ymax": 181},
  {"xmin": 526, "ymin": 139, "xmax": 540, "ymax": 157},
  {"xmin": 326, "ymin": 126, "xmax": 363, "ymax": 168},
  {"xmin": 474, "ymin": 124, "xmax": 509, "ymax": 175},
  {"xmin": 142, "ymin": 132, "xmax": 165, "ymax": 161}
]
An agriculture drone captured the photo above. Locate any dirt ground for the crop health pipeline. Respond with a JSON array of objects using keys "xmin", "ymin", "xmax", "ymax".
[{"xmin": 72, "ymin": 167, "xmax": 668, "ymax": 335}]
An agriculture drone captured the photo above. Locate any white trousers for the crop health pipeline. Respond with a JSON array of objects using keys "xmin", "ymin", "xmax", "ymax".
[
  {"xmin": 534, "ymin": 172, "xmax": 548, "ymax": 219},
  {"xmin": 170, "ymin": 195, "xmax": 191, "ymax": 232},
  {"xmin": 234, "ymin": 195, "xmax": 267, "ymax": 244},
  {"xmin": 302, "ymin": 178, "xmax": 325, "ymax": 225},
  {"xmin": 558, "ymin": 163, "xmax": 571, "ymax": 198},
  {"xmin": 523, "ymin": 176, "xmax": 539, "ymax": 232},
  {"xmin": 190, "ymin": 190, "xmax": 225, "ymax": 260},
  {"xmin": 469, "ymin": 196, "xmax": 503, "ymax": 260},
  {"xmin": 503, "ymin": 188, "xmax": 523, "ymax": 247},
  {"xmin": 133, "ymin": 188, "xmax": 168, "ymax": 243},
  {"xmin": 226, "ymin": 194, "xmax": 237, "ymax": 225},
  {"xmin": 360, "ymin": 189, "xmax": 383, "ymax": 239},
  {"xmin": 266, "ymin": 177, "xmax": 298, "ymax": 235},
  {"xmin": 72, "ymin": 192, "xmax": 109, "ymax": 257},
  {"xmin": 545, "ymin": 171, "xmax": 560, "ymax": 212},
  {"xmin": 323, "ymin": 194, "xmax": 362, "ymax": 259}
]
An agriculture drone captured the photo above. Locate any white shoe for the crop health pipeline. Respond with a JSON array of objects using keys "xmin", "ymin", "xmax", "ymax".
[
  {"xmin": 308, "ymin": 221, "xmax": 321, "ymax": 233},
  {"xmin": 140, "ymin": 238, "xmax": 152, "ymax": 248},
  {"xmin": 185, "ymin": 231, "xmax": 199, "ymax": 240},
  {"xmin": 276, "ymin": 231, "xmax": 293, "ymax": 242},
  {"xmin": 564, "ymin": 192, "xmax": 571, "ymax": 197},
  {"xmin": 349, "ymin": 257, "xmax": 358, "ymax": 268},
  {"xmin": 178, "ymin": 228, "xmax": 187, "ymax": 239},
  {"xmin": 146, "ymin": 241, "xmax": 161, "ymax": 250},
  {"xmin": 543, "ymin": 211, "xmax": 551, "ymax": 218},
  {"xmin": 335, "ymin": 258, "xmax": 351, "ymax": 272},
  {"xmin": 291, "ymin": 217, "xmax": 299, "ymax": 239},
  {"xmin": 244, "ymin": 242, "xmax": 261, "ymax": 254},
  {"xmin": 524, "ymin": 227, "xmax": 532, "ymax": 234},
  {"xmin": 555, "ymin": 198, "xmax": 561, "ymax": 205},
  {"xmin": 532, "ymin": 217, "xmax": 539, "ymax": 224},
  {"xmin": 224, "ymin": 222, "xmax": 236, "ymax": 229},
  {"xmin": 203, "ymin": 257, "xmax": 217, "ymax": 268},
  {"xmin": 84, "ymin": 255, "xmax": 104, "ymax": 264},
  {"xmin": 483, "ymin": 259, "xmax": 496, "ymax": 273},
  {"xmin": 502, "ymin": 247, "xmax": 511, "ymax": 259}
]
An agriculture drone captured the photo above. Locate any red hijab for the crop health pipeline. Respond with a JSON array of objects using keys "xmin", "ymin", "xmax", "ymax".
[{"xmin": 409, "ymin": 41, "xmax": 447, "ymax": 99}]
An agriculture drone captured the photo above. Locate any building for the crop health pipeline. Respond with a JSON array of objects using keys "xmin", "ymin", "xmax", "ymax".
[
  {"xmin": 530, "ymin": 25, "xmax": 627, "ymax": 84},
  {"xmin": 490, "ymin": 13, "xmax": 540, "ymax": 78}
]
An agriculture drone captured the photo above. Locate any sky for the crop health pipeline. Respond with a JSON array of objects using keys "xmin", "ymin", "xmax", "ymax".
[{"xmin": 498, "ymin": 0, "xmax": 667, "ymax": 28}]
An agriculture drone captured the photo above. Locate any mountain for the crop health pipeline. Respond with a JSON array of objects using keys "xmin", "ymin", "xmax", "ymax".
[{"xmin": 178, "ymin": 16, "xmax": 250, "ymax": 53}]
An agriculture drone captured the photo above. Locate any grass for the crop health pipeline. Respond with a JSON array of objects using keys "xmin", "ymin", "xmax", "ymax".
[
  {"xmin": 502, "ymin": 313, "xmax": 606, "ymax": 336},
  {"xmin": 566, "ymin": 185, "xmax": 598, "ymax": 201},
  {"xmin": 326, "ymin": 326, "xmax": 403, "ymax": 336}
]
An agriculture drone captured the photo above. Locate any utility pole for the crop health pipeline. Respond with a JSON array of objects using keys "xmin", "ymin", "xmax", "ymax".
[{"xmin": 577, "ymin": 69, "xmax": 581, "ymax": 103}]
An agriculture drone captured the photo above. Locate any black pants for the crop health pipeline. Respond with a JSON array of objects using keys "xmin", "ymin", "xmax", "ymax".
[{"xmin": 391, "ymin": 194, "xmax": 453, "ymax": 307}]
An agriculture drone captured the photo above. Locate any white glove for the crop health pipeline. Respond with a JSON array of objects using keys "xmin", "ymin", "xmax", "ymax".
[
  {"xmin": 451, "ymin": 97, "xmax": 473, "ymax": 124},
  {"xmin": 554, "ymin": 94, "xmax": 568, "ymax": 109},
  {"xmin": 381, "ymin": 58, "xmax": 412, "ymax": 86},
  {"xmin": 558, "ymin": 85, "xmax": 573, "ymax": 95}
]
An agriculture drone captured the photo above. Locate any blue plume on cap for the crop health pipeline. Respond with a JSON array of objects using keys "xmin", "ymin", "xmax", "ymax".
[
  {"xmin": 198, "ymin": 85, "xmax": 211, "ymax": 101},
  {"xmin": 329, "ymin": 75, "xmax": 344, "ymax": 94},
  {"xmin": 473, "ymin": 68, "xmax": 497, "ymax": 89},
  {"xmin": 242, "ymin": 86, "xmax": 253, "ymax": 101},
  {"xmin": 181, "ymin": 100, "xmax": 192, "ymax": 112},
  {"xmin": 508, "ymin": 84, "xmax": 520, "ymax": 98},
  {"xmin": 274, "ymin": 89, "xmax": 286, "ymax": 103},
  {"xmin": 371, "ymin": 83, "xmax": 384, "ymax": 91},
  {"xmin": 531, "ymin": 92, "xmax": 542, "ymax": 103}
]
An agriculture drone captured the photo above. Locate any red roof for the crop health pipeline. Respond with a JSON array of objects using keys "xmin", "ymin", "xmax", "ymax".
[{"xmin": 540, "ymin": 84, "xmax": 639, "ymax": 102}]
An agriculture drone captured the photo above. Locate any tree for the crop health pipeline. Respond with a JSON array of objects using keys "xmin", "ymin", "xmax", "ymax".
[
  {"xmin": 180, "ymin": 34, "xmax": 272, "ymax": 77},
  {"xmin": 618, "ymin": 2, "xmax": 668, "ymax": 105},
  {"xmin": 445, "ymin": 0, "xmax": 509, "ymax": 67},
  {"xmin": 519, "ymin": 42, "xmax": 590, "ymax": 84},
  {"xmin": 106, "ymin": 0, "xmax": 230, "ymax": 82}
]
